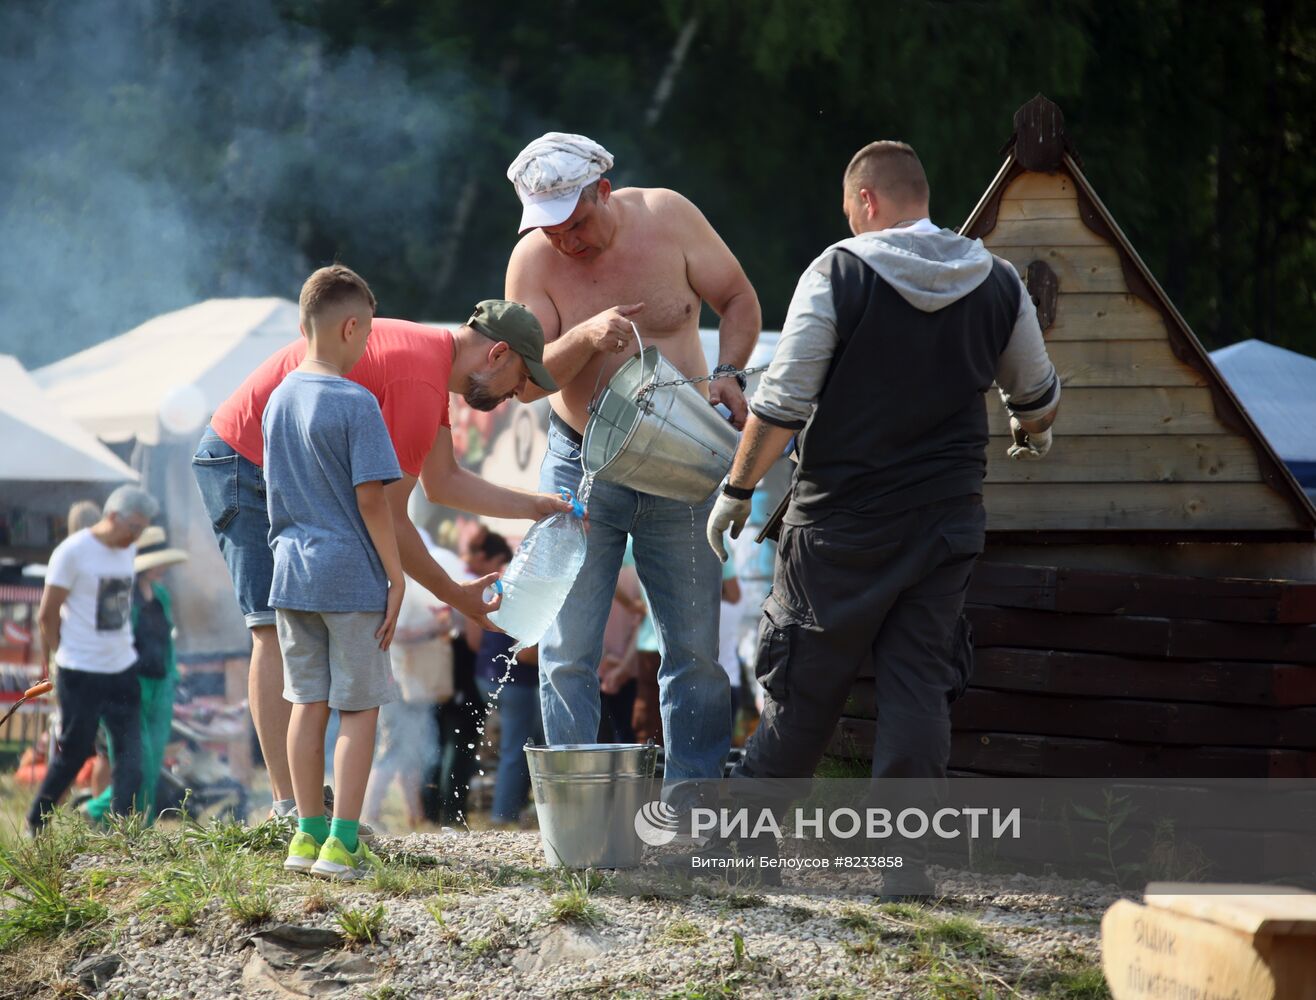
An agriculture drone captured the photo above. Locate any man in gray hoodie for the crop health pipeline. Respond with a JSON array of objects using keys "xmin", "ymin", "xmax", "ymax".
[{"xmin": 704, "ymin": 141, "xmax": 1059, "ymax": 892}]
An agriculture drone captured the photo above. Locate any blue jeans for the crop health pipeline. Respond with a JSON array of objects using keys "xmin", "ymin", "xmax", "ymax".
[
  {"xmin": 537, "ymin": 421, "xmax": 730, "ymax": 782},
  {"xmin": 476, "ymin": 675, "xmax": 544, "ymax": 823},
  {"xmin": 192, "ymin": 426, "xmax": 275, "ymax": 629}
]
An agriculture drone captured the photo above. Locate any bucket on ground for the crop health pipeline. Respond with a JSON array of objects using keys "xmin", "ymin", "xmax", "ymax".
[
  {"xmin": 582, "ymin": 328, "xmax": 739, "ymax": 505},
  {"xmin": 526, "ymin": 742, "xmax": 658, "ymax": 868}
]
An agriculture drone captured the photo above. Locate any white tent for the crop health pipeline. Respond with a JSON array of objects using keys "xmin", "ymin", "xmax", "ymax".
[
  {"xmin": 34, "ymin": 297, "xmax": 300, "ymax": 444},
  {"xmin": 1212, "ymin": 339, "xmax": 1316, "ymax": 489},
  {"xmin": 0, "ymin": 355, "xmax": 137, "ymax": 483}
]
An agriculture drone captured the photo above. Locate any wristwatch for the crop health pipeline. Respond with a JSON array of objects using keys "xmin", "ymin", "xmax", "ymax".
[{"xmin": 712, "ymin": 364, "xmax": 748, "ymax": 392}]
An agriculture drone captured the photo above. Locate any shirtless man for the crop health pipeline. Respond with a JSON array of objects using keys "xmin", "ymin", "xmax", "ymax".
[{"xmin": 505, "ymin": 133, "xmax": 761, "ymax": 786}]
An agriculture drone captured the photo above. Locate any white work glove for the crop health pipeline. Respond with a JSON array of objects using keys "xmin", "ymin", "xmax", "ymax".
[
  {"xmin": 1007, "ymin": 416, "xmax": 1052, "ymax": 460},
  {"xmin": 707, "ymin": 491, "xmax": 752, "ymax": 562}
]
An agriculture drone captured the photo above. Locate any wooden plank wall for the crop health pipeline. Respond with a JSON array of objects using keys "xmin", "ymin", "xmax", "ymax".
[
  {"xmin": 830, "ymin": 561, "xmax": 1316, "ymax": 778},
  {"xmin": 979, "ymin": 171, "xmax": 1305, "ymax": 532}
]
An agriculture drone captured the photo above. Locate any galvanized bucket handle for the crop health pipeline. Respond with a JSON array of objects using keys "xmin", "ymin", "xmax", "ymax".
[{"xmin": 586, "ymin": 320, "xmax": 646, "ymax": 415}]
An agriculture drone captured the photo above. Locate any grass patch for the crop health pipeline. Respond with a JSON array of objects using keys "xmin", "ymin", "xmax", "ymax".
[
  {"xmin": 714, "ymin": 890, "xmax": 765, "ymax": 910},
  {"xmin": 180, "ymin": 815, "xmax": 286, "ymax": 855},
  {"xmin": 842, "ymin": 934, "xmax": 883, "ymax": 958},
  {"xmin": 301, "ymin": 885, "xmax": 337, "ymax": 915},
  {"xmin": 875, "ymin": 900, "xmax": 927, "ymax": 922},
  {"xmin": 1042, "ymin": 965, "xmax": 1109, "ymax": 998},
  {"xmin": 0, "ymin": 837, "xmax": 107, "ymax": 951},
  {"xmin": 921, "ymin": 915, "xmax": 996, "ymax": 960},
  {"xmin": 369, "ymin": 859, "xmax": 432, "ymax": 898},
  {"xmin": 837, "ymin": 905, "xmax": 878, "ymax": 933},
  {"xmin": 658, "ymin": 917, "xmax": 705, "ymax": 946},
  {"xmin": 143, "ymin": 876, "xmax": 208, "ymax": 930},
  {"xmin": 338, "ymin": 903, "xmax": 387, "ymax": 946},
  {"xmin": 1027, "ymin": 946, "xmax": 1111, "ymax": 999},
  {"xmin": 222, "ymin": 877, "xmax": 275, "ymax": 926},
  {"xmin": 547, "ymin": 874, "xmax": 604, "ymax": 927},
  {"xmin": 464, "ymin": 934, "xmax": 498, "ymax": 958}
]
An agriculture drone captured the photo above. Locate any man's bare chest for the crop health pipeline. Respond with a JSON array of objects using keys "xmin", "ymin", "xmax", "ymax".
[{"xmin": 550, "ymin": 254, "xmax": 699, "ymax": 334}]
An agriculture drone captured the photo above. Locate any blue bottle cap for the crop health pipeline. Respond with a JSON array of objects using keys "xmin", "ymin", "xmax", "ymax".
[{"xmin": 559, "ymin": 486, "xmax": 586, "ymax": 518}]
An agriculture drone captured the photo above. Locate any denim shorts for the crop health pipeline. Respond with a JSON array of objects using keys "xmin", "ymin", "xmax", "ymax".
[{"xmin": 192, "ymin": 426, "xmax": 275, "ymax": 629}]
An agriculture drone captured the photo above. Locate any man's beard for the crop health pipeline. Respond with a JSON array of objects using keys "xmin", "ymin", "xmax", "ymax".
[{"xmin": 463, "ymin": 370, "xmax": 506, "ymax": 412}]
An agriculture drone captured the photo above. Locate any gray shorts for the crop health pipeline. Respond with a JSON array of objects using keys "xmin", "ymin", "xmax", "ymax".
[{"xmin": 276, "ymin": 609, "xmax": 397, "ymax": 711}]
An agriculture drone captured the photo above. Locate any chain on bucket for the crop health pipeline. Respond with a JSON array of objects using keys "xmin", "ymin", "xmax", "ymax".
[{"xmin": 627, "ymin": 323, "xmax": 768, "ymax": 406}]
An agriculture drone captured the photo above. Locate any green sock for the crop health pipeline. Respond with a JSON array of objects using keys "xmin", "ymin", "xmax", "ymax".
[
  {"xmin": 298, "ymin": 814, "xmax": 330, "ymax": 846},
  {"xmin": 329, "ymin": 818, "xmax": 359, "ymax": 854}
]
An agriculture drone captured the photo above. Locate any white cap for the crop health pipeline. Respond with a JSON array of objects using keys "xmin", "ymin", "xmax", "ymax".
[{"xmin": 506, "ymin": 132, "xmax": 614, "ymax": 233}]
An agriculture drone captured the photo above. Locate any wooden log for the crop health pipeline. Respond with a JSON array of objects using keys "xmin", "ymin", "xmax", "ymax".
[
  {"xmin": 1047, "ymin": 292, "xmax": 1168, "ymax": 341},
  {"xmin": 995, "ymin": 197, "xmax": 1081, "ymax": 221},
  {"xmin": 947, "ymin": 689, "xmax": 1316, "ymax": 748},
  {"xmin": 984, "ymin": 482, "xmax": 1303, "ymax": 532},
  {"xmin": 987, "ymin": 217, "xmax": 1108, "ymax": 247},
  {"xmin": 985, "ymin": 387, "xmax": 1227, "ymax": 436},
  {"xmin": 996, "ymin": 245, "xmax": 1127, "ymax": 293},
  {"xmin": 854, "ymin": 649, "xmax": 1316, "ymax": 706},
  {"xmin": 1169, "ymin": 618, "xmax": 1316, "ymax": 664},
  {"xmin": 1144, "ymin": 884, "xmax": 1316, "ymax": 937},
  {"xmin": 1001, "ymin": 172, "xmax": 1076, "ymax": 200},
  {"xmin": 1102, "ymin": 896, "xmax": 1316, "ymax": 1000},
  {"xmin": 968, "ymin": 561, "xmax": 1057, "ymax": 610},
  {"xmin": 984, "ymin": 434, "xmax": 1261, "ymax": 484},
  {"xmin": 1043, "ymin": 339, "xmax": 1207, "ymax": 388},
  {"xmin": 828, "ymin": 720, "xmax": 1316, "ymax": 777},
  {"xmin": 968, "ymin": 561, "xmax": 1316, "ymax": 624},
  {"xmin": 966, "ymin": 605, "xmax": 1316, "ymax": 664}
]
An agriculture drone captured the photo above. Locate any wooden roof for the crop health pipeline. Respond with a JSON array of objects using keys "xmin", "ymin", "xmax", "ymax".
[{"xmin": 963, "ymin": 95, "xmax": 1316, "ymax": 541}]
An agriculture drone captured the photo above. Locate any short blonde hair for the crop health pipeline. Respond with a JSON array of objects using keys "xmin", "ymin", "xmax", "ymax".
[
  {"xmin": 299, "ymin": 265, "xmax": 376, "ymax": 332},
  {"xmin": 844, "ymin": 140, "xmax": 929, "ymax": 206}
]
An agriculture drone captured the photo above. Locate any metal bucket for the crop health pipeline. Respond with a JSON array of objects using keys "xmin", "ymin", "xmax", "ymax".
[
  {"xmin": 582, "ymin": 328, "xmax": 739, "ymax": 505},
  {"xmin": 526, "ymin": 742, "xmax": 658, "ymax": 869}
]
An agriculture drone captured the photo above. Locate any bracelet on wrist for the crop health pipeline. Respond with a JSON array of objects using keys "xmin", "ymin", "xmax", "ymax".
[
  {"xmin": 722, "ymin": 482, "xmax": 754, "ymax": 500},
  {"xmin": 712, "ymin": 364, "xmax": 748, "ymax": 392}
]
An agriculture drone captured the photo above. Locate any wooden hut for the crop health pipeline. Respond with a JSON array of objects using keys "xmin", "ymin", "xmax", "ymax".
[{"xmin": 835, "ymin": 96, "xmax": 1316, "ymax": 779}]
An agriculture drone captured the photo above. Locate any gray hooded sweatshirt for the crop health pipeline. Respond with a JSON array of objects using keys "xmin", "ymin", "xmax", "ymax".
[{"xmin": 751, "ymin": 220, "xmax": 1059, "ymax": 431}]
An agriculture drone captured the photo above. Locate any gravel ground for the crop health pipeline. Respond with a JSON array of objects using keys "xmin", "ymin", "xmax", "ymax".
[{"xmin": 68, "ymin": 829, "xmax": 1119, "ymax": 999}]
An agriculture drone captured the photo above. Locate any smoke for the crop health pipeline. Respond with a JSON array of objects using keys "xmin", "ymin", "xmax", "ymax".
[{"xmin": 0, "ymin": 0, "xmax": 470, "ymax": 369}]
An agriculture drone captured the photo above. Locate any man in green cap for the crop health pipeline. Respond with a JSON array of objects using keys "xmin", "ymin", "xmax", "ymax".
[{"xmin": 198, "ymin": 269, "xmax": 569, "ymax": 832}]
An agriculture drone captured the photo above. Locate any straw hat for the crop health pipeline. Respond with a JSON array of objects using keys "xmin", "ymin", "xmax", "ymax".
[{"xmin": 135, "ymin": 526, "xmax": 189, "ymax": 572}]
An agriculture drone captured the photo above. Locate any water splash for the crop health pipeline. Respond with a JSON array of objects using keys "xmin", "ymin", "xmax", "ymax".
[{"xmin": 577, "ymin": 471, "xmax": 597, "ymax": 508}]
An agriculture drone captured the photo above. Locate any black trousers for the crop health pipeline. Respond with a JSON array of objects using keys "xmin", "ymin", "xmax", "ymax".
[
  {"xmin": 29, "ymin": 665, "xmax": 142, "ymax": 829},
  {"xmin": 735, "ymin": 496, "xmax": 983, "ymax": 786}
]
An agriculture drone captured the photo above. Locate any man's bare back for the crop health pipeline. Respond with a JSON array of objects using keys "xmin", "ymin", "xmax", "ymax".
[{"xmin": 507, "ymin": 186, "xmax": 759, "ymax": 434}]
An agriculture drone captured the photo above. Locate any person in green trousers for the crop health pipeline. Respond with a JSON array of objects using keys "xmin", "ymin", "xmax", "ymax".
[{"xmin": 84, "ymin": 527, "xmax": 187, "ymax": 825}]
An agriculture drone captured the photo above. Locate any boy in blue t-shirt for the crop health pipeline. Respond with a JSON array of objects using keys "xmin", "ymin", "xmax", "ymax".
[{"xmin": 263, "ymin": 265, "xmax": 404, "ymax": 880}]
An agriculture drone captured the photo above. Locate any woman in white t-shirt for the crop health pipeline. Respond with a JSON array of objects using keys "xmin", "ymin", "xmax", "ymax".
[{"xmin": 27, "ymin": 486, "xmax": 157, "ymax": 834}]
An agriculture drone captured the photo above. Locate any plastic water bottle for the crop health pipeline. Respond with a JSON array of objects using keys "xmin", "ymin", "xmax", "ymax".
[{"xmin": 488, "ymin": 487, "xmax": 588, "ymax": 649}]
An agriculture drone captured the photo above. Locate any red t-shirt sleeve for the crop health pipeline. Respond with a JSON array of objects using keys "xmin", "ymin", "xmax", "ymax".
[{"xmin": 377, "ymin": 379, "xmax": 449, "ymax": 478}]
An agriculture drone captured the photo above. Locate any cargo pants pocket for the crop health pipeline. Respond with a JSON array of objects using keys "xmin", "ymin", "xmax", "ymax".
[{"xmin": 754, "ymin": 593, "xmax": 801, "ymax": 704}]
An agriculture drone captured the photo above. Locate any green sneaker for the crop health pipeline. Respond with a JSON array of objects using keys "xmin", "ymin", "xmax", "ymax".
[
  {"xmin": 284, "ymin": 831, "xmax": 321, "ymax": 873},
  {"xmin": 310, "ymin": 835, "xmax": 380, "ymax": 882}
]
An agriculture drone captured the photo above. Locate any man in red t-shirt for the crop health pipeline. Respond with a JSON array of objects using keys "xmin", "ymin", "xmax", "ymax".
[{"xmin": 195, "ymin": 295, "xmax": 567, "ymax": 822}]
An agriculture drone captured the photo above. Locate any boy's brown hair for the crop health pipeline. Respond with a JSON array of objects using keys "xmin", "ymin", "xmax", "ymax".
[{"xmin": 299, "ymin": 265, "xmax": 377, "ymax": 333}]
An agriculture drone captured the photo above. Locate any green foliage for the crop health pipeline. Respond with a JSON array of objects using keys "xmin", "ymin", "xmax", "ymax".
[
  {"xmin": 658, "ymin": 916, "xmax": 705, "ymax": 945},
  {"xmin": 0, "ymin": 838, "xmax": 108, "ymax": 951},
  {"xmin": 338, "ymin": 903, "xmax": 387, "ymax": 945},
  {"xmin": 547, "ymin": 874, "xmax": 604, "ymax": 927},
  {"xmin": 2, "ymin": 0, "xmax": 1313, "ymax": 372}
]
